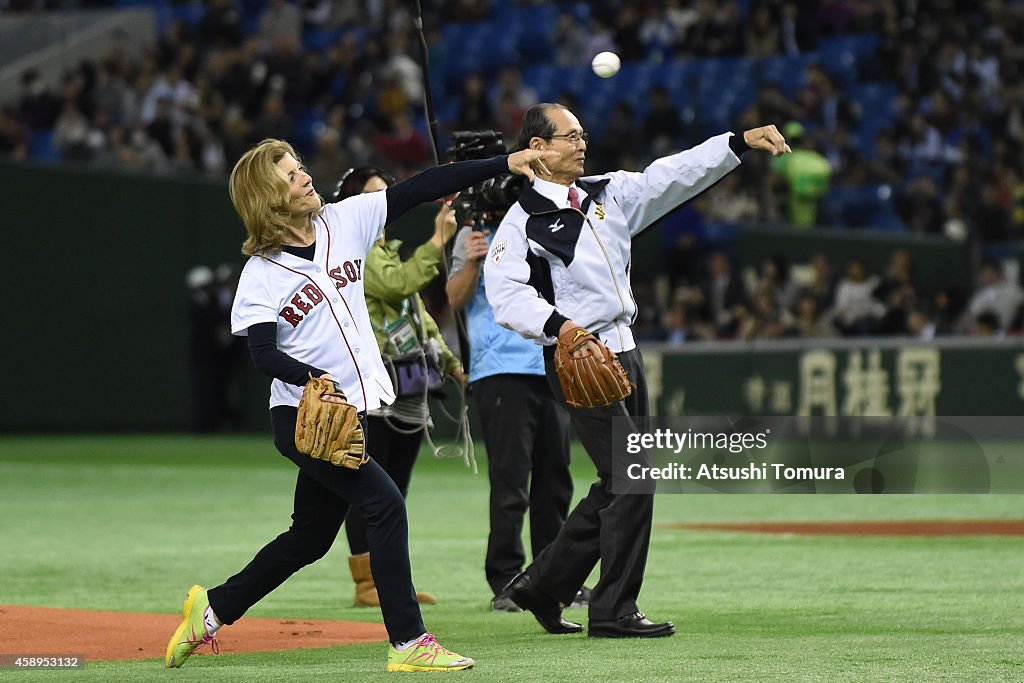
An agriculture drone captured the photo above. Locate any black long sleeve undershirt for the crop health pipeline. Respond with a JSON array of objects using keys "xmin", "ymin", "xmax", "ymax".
[
  {"xmin": 383, "ymin": 155, "xmax": 508, "ymax": 225},
  {"xmin": 247, "ymin": 321, "xmax": 325, "ymax": 386}
]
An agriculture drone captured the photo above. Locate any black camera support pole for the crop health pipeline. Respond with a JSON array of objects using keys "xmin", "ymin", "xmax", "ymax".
[
  {"xmin": 411, "ymin": 0, "xmax": 473, "ymax": 373},
  {"xmin": 412, "ymin": 0, "xmax": 440, "ymax": 165}
]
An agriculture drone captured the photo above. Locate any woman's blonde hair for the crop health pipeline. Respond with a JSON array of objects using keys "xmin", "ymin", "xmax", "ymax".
[{"xmin": 229, "ymin": 138, "xmax": 322, "ymax": 256}]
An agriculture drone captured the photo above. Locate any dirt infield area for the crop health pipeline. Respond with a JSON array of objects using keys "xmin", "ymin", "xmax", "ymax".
[
  {"xmin": 665, "ymin": 520, "xmax": 1024, "ymax": 536},
  {"xmin": 1, "ymin": 605, "xmax": 388, "ymax": 662}
]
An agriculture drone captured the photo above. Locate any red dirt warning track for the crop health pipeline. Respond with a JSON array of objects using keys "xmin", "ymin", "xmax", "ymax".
[
  {"xmin": 0, "ymin": 605, "xmax": 388, "ymax": 662},
  {"xmin": 665, "ymin": 520, "xmax": 1024, "ymax": 536}
]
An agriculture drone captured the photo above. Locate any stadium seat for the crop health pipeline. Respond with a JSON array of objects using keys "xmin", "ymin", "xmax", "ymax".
[
  {"xmin": 302, "ymin": 27, "xmax": 343, "ymax": 53},
  {"xmin": 28, "ymin": 130, "xmax": 59, "ymax": 163},
  {"xmin": 756, "ymin": 54, "xmax": 814, "ymax": 95}
]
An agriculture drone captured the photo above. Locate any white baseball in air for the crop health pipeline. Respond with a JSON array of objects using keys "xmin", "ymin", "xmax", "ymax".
[{"xmin": 591, "ymin": 51, "xmax": 621, "ymax": 78}]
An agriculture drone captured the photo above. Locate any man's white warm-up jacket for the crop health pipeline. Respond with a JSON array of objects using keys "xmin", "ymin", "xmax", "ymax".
[{"xmin": 484, "ymin": 132, "xmax": 744, "ymax": 354}]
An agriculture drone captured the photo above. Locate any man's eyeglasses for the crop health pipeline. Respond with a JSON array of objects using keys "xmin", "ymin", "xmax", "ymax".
[{"xmin": 548, "ymin": 131, "xmax": 589, "ymax": 145}]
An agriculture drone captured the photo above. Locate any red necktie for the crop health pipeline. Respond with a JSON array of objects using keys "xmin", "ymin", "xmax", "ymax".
[{"xmin": 568, "ymin": 186, "xmax": 580, "ymax": 210}]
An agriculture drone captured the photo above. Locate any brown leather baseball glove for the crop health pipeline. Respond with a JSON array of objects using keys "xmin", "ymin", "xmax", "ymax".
[
  {"xmin": 553, "ymin": 325, "xmax": 632, "ymax": 408},
  {"xmin": 295, "ymin": 375, "xmax": 367, "ymax": 469}
]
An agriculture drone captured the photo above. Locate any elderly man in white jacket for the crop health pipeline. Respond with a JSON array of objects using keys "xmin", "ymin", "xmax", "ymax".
[{"xmin": 485, "ymin": 102, "xmax": 789, "ymax": 639}]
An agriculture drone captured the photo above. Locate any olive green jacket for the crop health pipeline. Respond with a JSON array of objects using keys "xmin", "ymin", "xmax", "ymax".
[{"xmin": 363, "ymin": 238, "xmax": 460, "ymax": 375}]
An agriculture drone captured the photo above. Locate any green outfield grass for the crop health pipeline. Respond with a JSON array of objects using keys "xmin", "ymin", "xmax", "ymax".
[{"xmin": 0, "ymin": 435, "xmax": 1022, "ymax": 682}]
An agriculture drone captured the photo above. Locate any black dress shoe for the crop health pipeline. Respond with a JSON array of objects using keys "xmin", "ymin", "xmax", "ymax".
[
  {"xmin": 504, "ymin": 573, "xmax": 583, "ymax": 635},
  {"xmin": 588, "ymin": 612, "xmax": 676, "ymax": 638}
]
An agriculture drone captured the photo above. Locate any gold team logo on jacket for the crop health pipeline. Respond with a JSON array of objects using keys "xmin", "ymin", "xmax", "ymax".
[{"xmin": 594, "ymin": 201, "xmax": 606, "ymax": 220}]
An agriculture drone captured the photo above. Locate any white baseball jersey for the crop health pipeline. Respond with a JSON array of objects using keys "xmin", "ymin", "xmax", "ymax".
[{"xmin": 231, "ymin": 191, "xmax": 397, "ymax": 413}]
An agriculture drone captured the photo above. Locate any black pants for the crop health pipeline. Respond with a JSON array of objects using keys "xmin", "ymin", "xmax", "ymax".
[
  {"xmin": 207, "ymin": 406, "xmax": 425, "ymax": 643},
  {"xmin": 474, "ymin": 374, "xmax": 572, "ymax": 596},
  {"xmin": 527, "ymin": 348, "xmax": 654, "ymax": 622},
  {"xmin": 345, "ymin": 415, "xmax": 424, "ymax": 555}
]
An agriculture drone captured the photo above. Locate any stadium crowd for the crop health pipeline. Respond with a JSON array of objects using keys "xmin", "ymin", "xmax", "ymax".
[{"xmin": 3, "ymin": 0, "xmax": 1024, "ymax": 340}]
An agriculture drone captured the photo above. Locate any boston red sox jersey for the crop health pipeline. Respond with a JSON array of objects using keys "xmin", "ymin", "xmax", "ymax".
[{"xmin": 230, "ymin": 191, "xmax": 396, "ymax": 412}]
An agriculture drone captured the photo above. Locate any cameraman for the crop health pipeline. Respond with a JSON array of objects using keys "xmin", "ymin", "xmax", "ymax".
[{"xmin": 446, "ymin": 190, "xmax": 578, "ymax": 613}]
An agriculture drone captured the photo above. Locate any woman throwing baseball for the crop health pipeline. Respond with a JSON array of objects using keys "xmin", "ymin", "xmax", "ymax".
[{"xmin": 164, "ymin": 138, "xmax": 554, "ymax": 673}]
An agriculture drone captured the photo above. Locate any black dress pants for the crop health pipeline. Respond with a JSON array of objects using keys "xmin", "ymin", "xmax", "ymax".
[
  {"xmin": 345, "ymin": 415, "xmax": 424, "ymax": 555},
  {"xmin": 526, "ymin": 348, "xmax": 654, "ymax": 622},
  {"xmin": 473, "ymin": 374, "xmax": 572, "ymax": 595}
]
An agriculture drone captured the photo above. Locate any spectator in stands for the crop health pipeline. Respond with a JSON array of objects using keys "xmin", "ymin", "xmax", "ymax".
[
  {"xmin": 18, "ymin": 68, "xmax": 61, "ymax": 132},
  {"xmin": 863, "ymin": 129, "xmax": 904, "ymax": 185},
  {"xmin": 895, "ymin": 174, "xmax": 945, "ymax": 235},
  {"xmin": 906, "ymin": 307, "xmax": 937, "ymax": 339},
  {"xmin": 639, "ymin": 5, "xmax": 678, "ymax": 58},
  {"xmin": 251, "ymin": 93, "xmax": 293, "ymax": 145},
  {"xmin": 583, "ymin": 16, "xmax": 617, "ymax": 61},
  {"xmin": 660, "ymin": 204, "xmax": 706, "ymax": 290},
  {"xmin": 456, "ymin": 73, "xmax": 493, "ymax": 130},
  {"xmin": 974, "ymin": 170, "xmax": 1013, "ymax": 243},
  {"xmin": 745, "ymin": 4, "xmax": 780, "ymax": 58},
  {"xmin": 593, "ymin": 101, "xmax": 640, "ymax": 171},
  {"xmin": 491, "ymin": 66, "xmax": 537, "ymax": 116},
  {"xmin": 200, "ymin": 0, "xmax": 244, "ymax": 47},
  {"xmin": 643, "ymin": 85, "xmax": 685, "ymax": 157},
  {"xmin": 832, "ymin": 258, "xmax": 885, "ymax": 336},
  {"xmin": 699, "ymin": 250, "xmax": 747, "ymax": 335},
  {"xmin": 442, "ymin": 0, "xmax": 491, "ymax": 22},
  {"xmin": 973, "ymin": 310, "xmax": 1001, "ymax": 337},
  {"xmin": 808, "ymin": 252, "xmax": 838, "ymax": 312},
  {"xmin": 0, "ymin": 106, "xmax": 29, "ymax": 161},
  {"xmin": 52, "ymin": 102, "xmax": 94, "ymax": 162},
  {"xmin": 662, "ymin": 302, "xmax": 693, "ymax": 346},
  {"xmin": 794, "ymin": 291, "xmax": 838, "ymax": 338},
  {"xmin": 875, "ymin": 249, "xmax": 918, "ymax": 334},
  {"xmin": 612, "ymin": 4, "xmax": 645, "ymax": 61},
  {"xmin": 960, "ymin": 260, "xmax": 1024, "ymax": 333},
  {"xmin": 259, "ymin": 0, "xmax": 303, "ymax": 46},
  {"xmin": 771, "ymin": 121, "xmax": 831, "ymax": 227},
  {"xmin": 309, "ymin": 126, "xmax": 349, "ymax": 184},
  {"xmin": 373, "ymin": 112, "xmax": 429, "ymax": 176},
  {"xmin": 382, "ymin": 34, "xmax": 425, "ymax": 105},
  {"xmin": 797, "ymin": 66, "xmax": 861, "ymax": 134},
  {"xmin": 779, "ymin": 1, "xmax": 818, "ymax": 55},
  {"xmin": 740, "ymin": 285, "xmax": 796, "ymax": 340},
  {"xmin": 704, "ymin": 171, "xmax": 759, "ymax": 224},
  {"xmin": 552, "ymin": 11, "xmax": 587, "ymax": 65}
]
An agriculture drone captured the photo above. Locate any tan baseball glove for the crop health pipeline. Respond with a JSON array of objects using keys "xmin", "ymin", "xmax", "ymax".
[
  {"xmin": 553, "ymin": 325, "xmax": 632, "ymax": 408},
  {"xmin": 295, "ymin": 375, "xmax": 367, "ymax": 469}
]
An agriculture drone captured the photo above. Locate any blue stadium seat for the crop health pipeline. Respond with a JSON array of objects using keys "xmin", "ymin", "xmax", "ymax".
[
  {"xmin": 28, "ymin": 129, "xmax": 59, "ymax": 163},
  {"xmin": 756, "ymin": 54, "xmax": 814, "ymax": 95},
  {"xmin": 302, "ymin": 27, "xmax": 342, "ymax": 53},
  {"xmin": 826, "ymin": 184, "xmax": 904, "ymax": 230},
  {"xmin": 291, "ymin": 109, "xmax": 325, "ymax": 156}
]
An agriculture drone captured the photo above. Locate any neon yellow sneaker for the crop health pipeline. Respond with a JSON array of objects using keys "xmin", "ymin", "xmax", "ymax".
[
  {"xmin": 385, "ymin": 633, "xmax": 475, "ymax": 672},
  {"xmin": 164, "ymin": 585, "xmax": 219, "ymax": 668}
]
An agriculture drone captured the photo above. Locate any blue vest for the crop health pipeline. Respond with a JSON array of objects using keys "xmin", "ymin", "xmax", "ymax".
[{"xmin": 467, "ymin": 232, "xmax": 545, "ymax": 382}]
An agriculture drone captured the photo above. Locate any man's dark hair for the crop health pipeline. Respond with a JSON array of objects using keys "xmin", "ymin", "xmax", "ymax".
[{"xmin": 516, "ymin": 103, "xmax": 564, "ymax": 152}]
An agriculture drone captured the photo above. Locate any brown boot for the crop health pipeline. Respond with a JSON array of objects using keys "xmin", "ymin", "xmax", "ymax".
[
  {"xmin": 348, "ymin": 553, "xmax": 380, "ymax": 607},
  {"xmin": 348, "ymin": 553, "xmax": 438, "ymax": 607}
]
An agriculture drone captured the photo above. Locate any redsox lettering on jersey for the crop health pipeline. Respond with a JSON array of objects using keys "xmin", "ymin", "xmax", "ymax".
[
  {"xmin": 278, "ymin": 259, "xmax": 363, "ymax": 327},
  {"xmin": 230, "ymin": 193, "xmax": 396, "ymax": 413}
]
